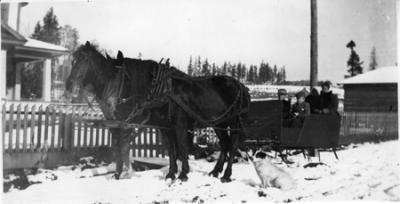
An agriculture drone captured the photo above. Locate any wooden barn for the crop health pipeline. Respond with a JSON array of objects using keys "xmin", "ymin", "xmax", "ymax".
[{"xmin": 339, "ymin": 66, "xmax": 398, "ymax": 113}]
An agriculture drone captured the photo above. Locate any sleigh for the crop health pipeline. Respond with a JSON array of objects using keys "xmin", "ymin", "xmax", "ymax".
[{"xmin": 242, "ymin": 100, "xmax": 341, "ymax": 160}]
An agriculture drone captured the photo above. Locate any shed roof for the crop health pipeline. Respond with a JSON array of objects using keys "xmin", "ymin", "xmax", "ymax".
[{"xmin": 339, "ymin": 66, "xmax": 398, "ymax": 84}]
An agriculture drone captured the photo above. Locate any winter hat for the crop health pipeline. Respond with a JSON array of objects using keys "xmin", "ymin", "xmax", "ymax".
[
  {"xmin": 295, "ymin": 91, "xmax": 306, "ymax": 99},
  {"xmin": 278, "ymin": 89, "xmax": 288, "ymax": 96},
  {"xmin": 321, "ymin": 81, "xmax": 331, "ymax": 89}
]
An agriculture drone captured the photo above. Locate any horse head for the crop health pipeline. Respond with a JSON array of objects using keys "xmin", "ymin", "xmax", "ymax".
[{"xmin": 66, "ymin": 41, "xmax": 111, "ymax": 99}]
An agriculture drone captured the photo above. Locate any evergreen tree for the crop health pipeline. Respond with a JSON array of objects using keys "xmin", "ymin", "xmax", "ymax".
[
  {"xmin": 31, "ymin": 22, "xmax": 42, "ymax": 40},
  {"xmin": 211, "ymin": 63, "xmax": 217, "ymax": 76},
  {"xmin": 237, "ymin": 62, "xmax": 242, "ymax": 80},
  {"xmin": 187, "ymin": 56, "xmax": 194, "ymax": 76},
  {"xmin": 193, "ymin": 56, "xmax": 201, "ymax": 76},
  {"xmin": 32, "ymin": 7, "xmax": 61, "ymax": 44},
  {"xmin": 346, "ymin": 40, "xmax": 363, "ymax": 77},
  {"xmin": 253, "ymin": 66, "xmax": 259, "ymax": 84},
  {"xmin": 221, "ymin": 62, "xmax": 228, "ymax": 76},
  {"xmin": 272, "ymin": 65, "xmax": 278, "ymax": 84},
  {"xmin": 265, "ymin": 63, "xmax": 272, "ymax": 82},
  {"xmin": 241, "ymin": 64, "xmax": 247, "ymax": 82},
  {"xmin": 201, "ymin": 58, "xmax": 210, "ymax": 76},
  {"xmin": 230, "ymin": 64, "xmax": 237, "ymax": 78},
  {"xmin": 369, "ymin": 47, "xmax": 378, "ymax": 71},
  {"xmin": 281, "ymin": 66, "xmax": 286, "ymax": 82},
  {"xmin": 247, "ymin": 66, "xmax": 254, "ymax": 83},
  {"xmin": 258, "ymin": 62, "xmax": 267, "ymax": 83}
]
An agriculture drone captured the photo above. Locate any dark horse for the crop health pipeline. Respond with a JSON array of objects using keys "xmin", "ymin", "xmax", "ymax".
[{"xmin": 66, "ymin": 42, "xmax": 250, "ymax": 182}]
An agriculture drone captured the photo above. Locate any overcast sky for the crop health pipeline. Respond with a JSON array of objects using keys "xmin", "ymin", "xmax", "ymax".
[{"xmin": 9, "ymin": 0, "xmax": 398, "ymax": 83}]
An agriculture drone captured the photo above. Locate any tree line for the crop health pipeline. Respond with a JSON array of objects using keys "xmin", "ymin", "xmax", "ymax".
[{"xmin": 186, "ymin": 56, "xmax": 287, "ymax": 84}]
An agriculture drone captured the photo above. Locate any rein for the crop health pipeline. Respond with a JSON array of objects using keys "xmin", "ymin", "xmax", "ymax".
[
  {"xmin": 168, "ymin": 85, "xmax": 246, "ymax": 131},
  {"xmin": 122, "ymin": 59, "xmax": 175, "ymax": 123}
]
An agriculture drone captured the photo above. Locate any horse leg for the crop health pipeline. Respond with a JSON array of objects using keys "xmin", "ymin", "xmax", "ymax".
[
  {"xmin": 117, "ymin": 129, "xmax": 134, "ymax": 179},
  {"xmin": 175, "ymin": 111, "xmax": 190, "ymax": 182},
  {"xmin": 221, "ymin": 122, "xmax": 242, "ymax": 183},
  {"xmin": 110, "ymin": 128, "xmax": 123, "ymax": 179},
  {"xmin": 209, "ymin": 129, "xmax": 228, "ymax": 178},
  {"xmin": 161, "ymin": 129, "xmax": 178, "ymax": 180}
]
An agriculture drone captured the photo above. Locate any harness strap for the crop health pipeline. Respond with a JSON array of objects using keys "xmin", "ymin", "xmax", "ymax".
[{"xmin": 168, "ymin": 85, "xmax": 244, "ymax": 128}]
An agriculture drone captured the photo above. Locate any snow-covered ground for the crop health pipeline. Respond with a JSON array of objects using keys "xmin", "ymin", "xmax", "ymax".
[
  {"xmin": 247, "ymin": 84, "xmax": 344, "ymax": 99},
  {"xmin": 3, "ymin": 140, "xmax": 399, "ymax": 203}
]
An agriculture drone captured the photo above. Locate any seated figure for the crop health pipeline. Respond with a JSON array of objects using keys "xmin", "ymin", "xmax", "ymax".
[{"xmin": 291, "ymin": 91, "xmax": 310, "ymax": 128}]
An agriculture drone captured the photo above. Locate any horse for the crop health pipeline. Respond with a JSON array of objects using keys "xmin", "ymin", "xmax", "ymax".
[{"xmin": 66, "ymin": 41, "xmax": 251, "ymax": 182}]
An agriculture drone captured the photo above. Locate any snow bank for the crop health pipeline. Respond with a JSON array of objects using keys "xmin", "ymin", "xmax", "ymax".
[{"xmin": 3, "ymin": 140, "xmax": 399, "ymax": 203}]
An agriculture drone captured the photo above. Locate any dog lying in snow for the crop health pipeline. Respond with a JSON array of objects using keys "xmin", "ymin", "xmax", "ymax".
[{"xmin": 243, "ymin": 150, "xmax": 296, "ymax": 191}]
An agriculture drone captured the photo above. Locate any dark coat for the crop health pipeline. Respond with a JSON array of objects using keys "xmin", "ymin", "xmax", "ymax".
[
  {"xmin": 291, "ymin": 102, "xmax": 311, "ymax": 117},
  {"xmin": 320, "ymin": 91, "xmax": 339, "ymax": 115},
  {"xmin": 282, "ymin": 100, "xmax": 291, "ymax": 119},
  {"xmin": 305, "ymin": 95, "xmax": 321, "ymax": 114},
  {"xmin": 290, "ymin": 102, "xmax": 310, "ymax": 128},
  {"xmin": 281, "ymin": 100, "xmax": 291, "ymax": 127}
]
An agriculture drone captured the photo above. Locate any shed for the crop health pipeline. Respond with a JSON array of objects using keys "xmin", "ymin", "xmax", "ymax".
[{"xmin": 339, "ymin": 66, "xmax": 398, "ymax": 112}]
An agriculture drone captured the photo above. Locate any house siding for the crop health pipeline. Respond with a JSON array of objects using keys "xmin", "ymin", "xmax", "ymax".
[{"xmin": 343, "ymin": 83, "xmax": 397, "ymax": 112}]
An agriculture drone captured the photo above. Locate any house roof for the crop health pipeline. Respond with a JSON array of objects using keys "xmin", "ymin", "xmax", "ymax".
[
  {"xmin": 1, "ymin": 22, "xmax": 27, "ymax": 45},
  {"xmin": 22, "ymin": 38, "xmax": 69, "ymax": 53},
  {"xmin": 339, "ymin": 66, "xmax": 398, "ymax": 84},
  {"xmin": 13, "ymin": 38, "xmax": 69, "ymax": 63},
  {"xmin": 2, "ymin": 21, "xmax": 69, "ymax": 62}
]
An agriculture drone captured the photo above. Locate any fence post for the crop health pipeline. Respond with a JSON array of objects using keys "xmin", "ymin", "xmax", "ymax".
[
  {"xmin": 37, "ymin": 105, "xmax": 43, "ymax": 150},
  {"xmin": 58, "ymin": 113, "xmax": 65, "ymax": 151},
  {"xmin": 30, "ymin": 105, "xmax": 36, "ymax": 152},
  {"xmin": 95, "ymin": 113, "xmax": 100, "ymax": 148},
  {"xmin": 2, "ymin": 104, "xmax": 6, "ymax": 152},
  {"xmin": 83, "ymin": 115, "xmax": 88, "ymax": 149},
  {"xmin": 22, "ymin": 105, "xmax": 28, "ymax": 152},
  {"xmin": 8, "ymin": 104, "xmax": 14, "ymax": 152},
  {"xmin": 50, "ymin": 107, "xmax": 57, "ymax": 151},
  {"xmin": 76, "ymin": 108, "xmax": 82, "ymax": 151},
  {"xmin": 15, "ymin": 104, "xmax": 21, "ymax": 152},
  {"xmin": 44, "ymin": 106, "xmax": 50, "ymax": 150}
]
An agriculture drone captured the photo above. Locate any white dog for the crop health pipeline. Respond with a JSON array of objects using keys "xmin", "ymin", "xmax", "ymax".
[{"xmin": 245, "ymin": 150, "xmax": 296, "ymax": 191}]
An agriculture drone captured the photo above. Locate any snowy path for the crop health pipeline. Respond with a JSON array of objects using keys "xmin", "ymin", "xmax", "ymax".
[{"xmin": 3, "ymin": 140, "xmax": 400, "ymax": 203}]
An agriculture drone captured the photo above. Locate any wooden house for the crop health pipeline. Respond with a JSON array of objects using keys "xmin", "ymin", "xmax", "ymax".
[{"xmin": 339, "ymin": 66, "xmax": 398, "ymax": 112}]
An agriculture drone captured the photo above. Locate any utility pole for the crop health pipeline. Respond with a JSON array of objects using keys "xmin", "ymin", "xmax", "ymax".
[{"xmin": 310, "ymin": 0, "xmax": 318, "ymax": 89}]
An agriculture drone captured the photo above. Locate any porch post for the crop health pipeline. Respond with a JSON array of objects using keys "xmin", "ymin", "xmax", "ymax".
[
  {"xmin": 0, "ymin": 49, "xmax": 5, "ymax": 194},
  {"xmin": 42, "ymin": 59, "xmax": 51, "ymax": 101},
  {"xmin": 0, "ymin": 50, "xmax": 6, "ymax": 101},
  {"xmin": 14, "ymin": 63, "xmax": 22, "ymax": 100}
]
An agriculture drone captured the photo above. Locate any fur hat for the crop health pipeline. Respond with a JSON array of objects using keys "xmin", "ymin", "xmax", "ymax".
[
  {"xmin": 278, "ymin": 89, "xmax": 288, "ymax": 96},
  {"xmin": 321, "ymin": 81, "xmax": 331, "ymax": 89},
  {"xmin": 295, "ymin": 91, "xmax": 306, "ymax": 99}
]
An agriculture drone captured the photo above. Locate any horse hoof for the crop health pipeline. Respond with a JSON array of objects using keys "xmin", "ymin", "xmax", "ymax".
[
  {"xmin": 208, "ymin": 171, "xmax": 219, "ymax": 178},
  {"xmin": 118, "ymin": 171, "xmax": 134, "ymax": 179},
  {"xmin": 166, "ymin": 173, "xmax": 176, "ymax": 180},
  {"xmin": 220, "ymin": 177, "xmax": 232, "ymax": 183},
  {"xmin": 178, "ymin": 174, "xmax": 188, "ymax": 182},
  {"xmin": 112, "ymin": 173, "xmax": 120, "ymax": 180}
]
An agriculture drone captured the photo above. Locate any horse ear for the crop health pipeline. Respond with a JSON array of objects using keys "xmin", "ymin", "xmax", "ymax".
[
  {"xmin": 85, "ymin": 41, "xmax": 91, "ymax": 47},
  {"xmin": 106, "ymin": 53, "xmax": 112, "ymax": 60},
  {"xmin": 117, "ymin": 51, "xmax": 124, "ymax": 60}
]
